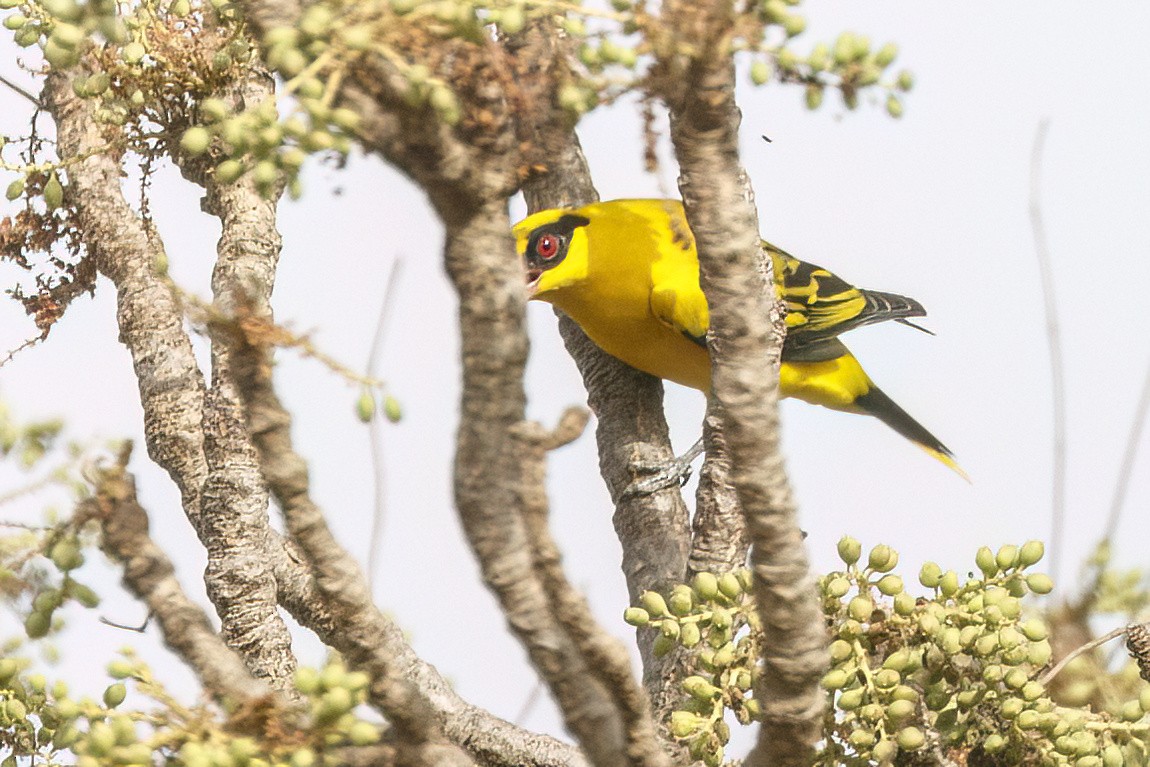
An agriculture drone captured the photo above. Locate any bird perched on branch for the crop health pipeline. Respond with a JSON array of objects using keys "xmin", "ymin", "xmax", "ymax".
[{"xmin": 514, "ymin": 198, "xmax": 963, "ymax": 477}]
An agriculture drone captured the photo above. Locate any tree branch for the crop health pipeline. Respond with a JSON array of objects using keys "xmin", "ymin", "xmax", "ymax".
[
  {"xmin": 511, "ymin": 27, "xmax": 693, "ymax": 718},
  {"xmin": 225, "ymin": 309, "xmax": 471, "ymax": 767},
  {"xmin": 79, "ymin": 443, "xmax": 271, "ymax": 705},
  {"xmin": 688, "ymin": 407, "xmax": 748, "ymax": 577},
  {"xmin": 444, "ymin": 194, "xmax": 633, "ymax": 767},
  {"xmin": 656, "ymin": 2, "xmax": 825, "ymax": 762},
  {"xmin": 516, "ymin": 411, "xmax": 670, "ymax": 767}
]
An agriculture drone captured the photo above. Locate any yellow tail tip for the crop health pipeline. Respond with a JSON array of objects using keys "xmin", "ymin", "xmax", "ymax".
[{"xmin": 919, "ymin": 445, "xmax": 971, "ymax": 483}]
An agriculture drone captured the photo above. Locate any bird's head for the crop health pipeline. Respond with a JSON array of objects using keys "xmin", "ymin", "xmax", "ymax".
[{"xmin": 513, "ymin": 210, "xmax": 591, "ymax": 300}]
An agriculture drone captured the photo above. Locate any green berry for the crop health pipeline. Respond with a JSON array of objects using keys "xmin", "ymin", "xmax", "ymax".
[
  {"xmin": 804, "ymin": 84, "xmax": 823, "ymax": 111},
  {"xmin": 825, "ymin": 576, "xmax": 850, "ymax": 598},
  {"xmin": 847, "ymin": 596, "xmax": 872, "ymax": 622},
  {"xmin": 896, "ymin": 726, "xmax": 924, "ymax": 751},
  {"xmin": 1026, "ymin": 573, "xmax": 1054, "ymax": 594},
  {"xmin": 874, "ymin": 42, "xmax": 898, "ymax": 67},
  {"xmin": 876, "ymin": 574, "xmax": 903, "ymax": 596},
  {"xmin": 886, "ymin": 698, "xmax": 914, "ymax": 721},
  {"xmin": 103, "ymin": 682, "xmax": 127, "ymax": 708},
  {"xmin": 885, "ymin": 95, "xmax": 903, "ymax": 119},
  {"xmin": 1019, "ymin": 540, "xmax": 1045, "ymax": 566},
  {"xmin": 692, "ymin": 572, "xmax": 719, "ymax": 600},
  {"xmin": 717, "ymin": 572, "xmax": 742, "ymax": 599},
  {"xmin": 837, "ymin": 536, "xmax": 861, "ymax": 565},
  {"xmin": 180, "ymin": 126, "xmax": 212, "ymax": 156},
  {"xmin": 43, "ymin": 172, "xmax": 64, "ymax": 210},
  {"xmin": 750, "ymin": 59, "xmax": 771, "ymax": 86},
  {"xmin": 821, "ymin": 669, "xmax": 850, "ymax": 691},
  {"xmin": 6, "ymin": 177, "xmax": 26, "ymax": 200},
  {"xmin": 639, "ymin": 591, "xmax": 667, "ymax": 617},
  {"xmin": 996, "ymin": 545, "xmax": 1020, "ymax": 570},
  {"xmin": 918, "ymin": 562, "xmax": 942, "ymax": 588},
  {"xmin": 867, "ymin": 544, "xmax": 897, "ymax": 572},
  {"xmin": 938, "ymin": 570, "xmax": 959, "ymax": 597},
  {"xmin": 669, "ymin": 587, "xmax": 693, "ymax": 616},
  {"xmin": 837, "ymin": 686, "xmax": 864, "ymax": 710},
  {"xmin": 25, "ymin": 610, "xmax": 50, "ymax": 638}
]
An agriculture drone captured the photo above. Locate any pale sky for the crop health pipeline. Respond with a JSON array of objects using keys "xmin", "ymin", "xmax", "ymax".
[{"xmin": 2, "ymin": 0, "xmax": 1148, "ymax": 749}]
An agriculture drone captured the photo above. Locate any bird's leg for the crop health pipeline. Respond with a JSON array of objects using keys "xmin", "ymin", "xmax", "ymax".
[{"xmin": 619, "ymin": 437, "xmax": 705, "ymax": 500}]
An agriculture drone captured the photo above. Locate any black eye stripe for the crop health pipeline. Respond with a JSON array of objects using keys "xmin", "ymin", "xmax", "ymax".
[{"xmin": 524, "ymin": 214, "xmax": 590, "ymax": 270}]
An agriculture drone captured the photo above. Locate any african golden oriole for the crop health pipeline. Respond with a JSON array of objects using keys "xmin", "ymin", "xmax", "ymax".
[{"xmin": 514, "ymin": 198, "xmax": 962, "ymax": 476}]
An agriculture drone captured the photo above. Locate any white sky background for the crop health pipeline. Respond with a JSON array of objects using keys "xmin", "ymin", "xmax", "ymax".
[{"xmin": 2, "ymin": 0, "xmax": 1149, "ymax": 750}]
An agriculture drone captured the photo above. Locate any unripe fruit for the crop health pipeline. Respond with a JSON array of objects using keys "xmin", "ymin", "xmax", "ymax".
[
  {"xmin": 837, "ymin": 686, "xmax": 864, "ymax": 710},
  {"xmin": 180, "ymin": 126, "xmax": 212, "ymax": 156},
  {"xmin": 214, "ymin": 160, "xmax": 245, "ymax": 184},
  {"xmin": 683, "ymin": 675, "xmax": 719, "ymax": 700},
  {"xmin": 821, "ymin": 669, "xmax": 850, "ymax": 691},
  {"xmin": 886, "ymin": 698, "xmax": 914, "ymax": 721},
  {"xmin": 867, "ymin": 544, "xmax": 897, "ymax": 572},
  {"xmin": 1019, "ymin": 540, "xmax": 1045, "ymax": 566},
  {"xmin": 668, "ymin": 589, "xmax": 693, "ymax": 616},
  {"xmin": 837, "ymin": 536, "xmax": 861, "ymax": 565},
  {"xmin": 103, "ymin": 683, "xmax": 127, "ymax": 708},
  {"xmin": 692, "ymin": 572, "xmax": 719, "ymax": 600},
  {"xmin": 121, "ymin": 41, "xmax": 146, "ymax": 64},
  {"xmin": 996, "ymin": 545, "xmax": 1020, "ymax": 570},
  {"xmin": 847, "ymin": 596, "xmax": 872, "ymax": 622},
  {"xmin": 383, "ymin": 395, "xmax": 402, "ymax": 423},
  {"xmin": 918, "ymin": 561, "xmax": 942, "ymax": 588},
  {"xmin": 679, "ymin": 622, "xmax": 701, "ymax": 648},
  {"xmin": 750, "ymin": 59, "xmax": 770, "ymax": 86},
  {"xmin": 43, "ymin": 173, "xmax": 64, "ymax": 210},
  {"xmin": 1027, "ymin": 574, "xmax": 1054, "ymax": 594},
  {"xmin": 874, "ymin": 42, "xmax": 898, "ymax": 67},
  {"xmin": 669, "ymin": 710, "xmax": 702, "ymax": 737},
  {"xmin": 804, "ymin": 84, "xmax": 823, "ymax": 111},
  {"xmin": 717, "ymin": 572, "xmax": 742, "ymax": 599},
  {"xmin": 355, "ymin": 390, "xmax": 375, "ymax": 422},
  {"xmin": 885, "ymin": 96, "xmax": 903, "ymax": 119},
  {"xmin": 25, "ymin": 611, "xmax": 50, "ymax": 638},
  {"xmin": 639, "ymin": 591, "xmax": 667, "ymax": 617},
  {"xmin": 6, "ymin": 177, "xmax": 26, "ymax": 200},
  {"xmin": 825, "ymin": 576, "xmax": 850, "ymax": 598},
  {"xmin": 938, "ymin": 570, "xmax": 959, "ymax": 597},
  {"xmin": 896, "ymin": 726, "xmax": 924, "ymax": 751},
  {"xmin": 876, "ymin": 575, "xmax": 903, "ymax": 596}
]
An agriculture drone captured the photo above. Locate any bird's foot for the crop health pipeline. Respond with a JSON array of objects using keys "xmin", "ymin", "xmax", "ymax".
[{"xmin": 619, "ymin": 439, "xmax": 706, "ymax": 501}]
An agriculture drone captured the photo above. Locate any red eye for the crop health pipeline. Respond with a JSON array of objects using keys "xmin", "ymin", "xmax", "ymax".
[{"xmin": 535, "ymin": 234, "xmax": 560, "ymax": 259}]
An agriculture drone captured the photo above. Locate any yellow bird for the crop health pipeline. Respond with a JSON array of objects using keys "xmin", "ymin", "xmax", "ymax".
[{"xmin": 514, "ymin": 198, "xmax": 963, "ymax": 476}]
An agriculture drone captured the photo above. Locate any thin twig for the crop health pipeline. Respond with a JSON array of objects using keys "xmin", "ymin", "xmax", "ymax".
[
  {"xmin": 1029, "ymin": 119, "xmax": 1066, "ymax": 579},
  {"xmin": 1038, "ymin": 625, "xmax": 1126, "ymax": 685},
  {"xmin": 1101, "ymin": 360, "xmax": 1150, "ymax": 543},
  {"xmin": 366, "ymin": 258, "xmax": 403, "ymax": 595},
  {"xmin": 0, "ymin": 73, "xmax": 40, "ymax": 107}
]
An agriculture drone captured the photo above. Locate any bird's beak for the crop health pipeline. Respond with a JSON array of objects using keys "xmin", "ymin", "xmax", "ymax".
[{"xmin": 525, "ymin": 267, "xmax": 542, "ymax": 298}]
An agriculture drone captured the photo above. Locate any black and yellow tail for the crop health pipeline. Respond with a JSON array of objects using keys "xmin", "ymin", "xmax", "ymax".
[{"xmin": 854, "ymin": 385, "xmax": 968, "ymax": 480}]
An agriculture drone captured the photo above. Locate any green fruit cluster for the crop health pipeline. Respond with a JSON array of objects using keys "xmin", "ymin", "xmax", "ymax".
[
  {"xmin": 630, "ymin": 541, "xmax": 1150, "ymax": 766},
  {"xmin": 748, "ymin": 30, "xmax": 912, "ymax": 118},
  {"xmin": 822, "ymin": 539, "xmax": 1150, "ymax": 765},
  {"xmin": 0, "ymin": 646, "xmax": 386, "ymax": 765},
  {"xmin": 1, "ymin": 0, "xmax": 123, "ymax": 69},
  {"xmin": 624, "ymin": 568, "xmax": 758, "ymax": 765}
]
